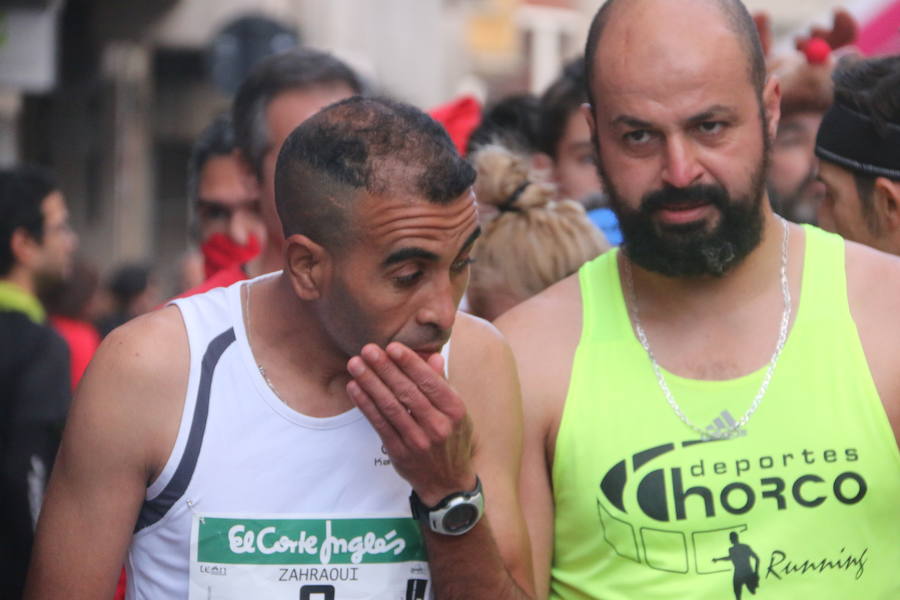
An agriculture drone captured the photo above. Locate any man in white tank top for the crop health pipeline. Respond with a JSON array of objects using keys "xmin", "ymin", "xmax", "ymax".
[{"xmin": 25, "ymin": 98, "xmax": 535, "ymax": 599}]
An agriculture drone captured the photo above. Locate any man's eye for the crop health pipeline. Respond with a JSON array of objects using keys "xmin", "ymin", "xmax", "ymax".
[
  {"xmin": 198, "ymin": 204, "xmax": 230, "ymax": 221},
  {"xmin": 393, "ymin": 270, "xmax": 423, "ymax": 287},
  {"xmin": 624, "ymin": 130, "xmax": 652, "ymax": 145},
  {"xmin": 698, "ymin": 121, "xmax": 725, "ymax": 135}
]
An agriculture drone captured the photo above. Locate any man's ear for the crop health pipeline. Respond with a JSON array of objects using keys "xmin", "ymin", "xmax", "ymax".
[
  {"xmin": 10, "ymin": 228, "xmax": 39, "ymax": 268},
  {"xmin": 873, "ymin": 177, "xmax": 900, "ymax": 231},
  {"xmin": 762, "ymin": 76, "xmax": 782, "ymax": 144},
  {"xmin": 284, "ymin": 234, "xmax": 329, "ymax": 301}
]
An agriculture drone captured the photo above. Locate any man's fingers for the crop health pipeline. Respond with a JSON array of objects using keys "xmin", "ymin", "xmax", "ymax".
[
  {"xmin": 359, "ymin": 345, "xmax": 435, "ymax": 417},
  {"xmin": 347, "ymin": 355, "xmax": 432, "ymax": 451},
  {"xmin": 427, "ymin": 352, "xmax": 444, "ymax": 375},
  {"xmin": 386, "ymin": 343, "xmax": 466, "ymax": 421},
  {"xmin": 346, "ymin": 380, "xmax": 405, "ymax": 455},
  {"xmin": 352, "ymin": 347, "xmax": 457, "ymax": 445}
]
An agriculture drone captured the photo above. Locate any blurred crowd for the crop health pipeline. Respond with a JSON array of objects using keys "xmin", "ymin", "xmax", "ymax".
[{"xmin": 2, "ymin": 3, "xmax": 900, "ymax": 599}]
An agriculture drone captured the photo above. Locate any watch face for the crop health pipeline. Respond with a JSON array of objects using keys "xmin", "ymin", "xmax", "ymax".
[{"xmin": 441, "ymin": 504, "xmax": 478, "ymax": 533}]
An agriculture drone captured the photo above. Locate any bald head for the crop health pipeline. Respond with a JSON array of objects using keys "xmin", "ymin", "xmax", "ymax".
[{"xmin": 584, "ymin": 0, "xmax": 765, "ymax": 107}]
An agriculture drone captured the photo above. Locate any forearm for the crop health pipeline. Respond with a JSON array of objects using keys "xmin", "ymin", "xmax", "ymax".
[{"xmin": 423, "ymin": 518, "xmax": 534, "ymax": 600}]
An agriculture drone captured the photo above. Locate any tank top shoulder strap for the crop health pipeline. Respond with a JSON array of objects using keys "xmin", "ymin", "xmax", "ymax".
[
  {"xmin": 135, "ymin": 283, "xmax": 240, "ymax": 532},
  {"xmin": 794, "ymin": 225, "xmax": 850, "ymax": 325},
  {"xmin": 578, "ymin": 248, "xmax": 632, "ymax": 345}
]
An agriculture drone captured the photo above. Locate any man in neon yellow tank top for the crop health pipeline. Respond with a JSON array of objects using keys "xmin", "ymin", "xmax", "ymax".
[{"xmin": 496, "ymin": 1, "xmax": 900, "ymax": 598}]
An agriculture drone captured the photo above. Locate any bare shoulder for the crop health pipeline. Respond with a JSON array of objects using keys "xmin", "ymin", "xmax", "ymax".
[
  {"xmin": 494, "ymin": 274, "xmax": 582, "ymax": 400},
  {"xmin": 844, "ymin": 240, "xmax": 900, "ymax": 440},
  {"xmin": 845, "ymin": 240, "xmax": 900, "ymax": 308},
  {"xmin": 86, "ymin": 305, "xmax": 189, "ymax": 406},
  {"xmin": 449, "ymin": 311, "xmax": 518, "ymax": 415},
  {"xmin": 450, "ymin": 310, "xmax": 510, "ymax": 362},
  {"xmin": 93, "ymin": 305, "xmax": 187, "ymax": 373},
  {"xmin": 74, "ymin": 305, "xmax": 190, "ymax": 477},
  {"xmin": 844, "ymin": 240, "xmax": 900, "ymax": 342},
  {"xmin": 495, "ymin": 274, "xmax": 583, "ymax": 366}
]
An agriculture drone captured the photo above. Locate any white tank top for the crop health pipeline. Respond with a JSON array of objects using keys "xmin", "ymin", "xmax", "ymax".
[{"xmin": 127, "ymin": 276, "xmax": 441, "ymax": 599}]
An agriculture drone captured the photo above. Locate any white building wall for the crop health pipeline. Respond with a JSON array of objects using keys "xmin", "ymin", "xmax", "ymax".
[
  {"xmin": 297, "ymin": 0, "xmax": 453, "ymax": 107},
  {"xmin": 153, "ymin": 0, "xmax": 472, "ymax": 109},
  {"xmin": 153, "ymin": 0, "xmax": 893, "ymax": 109}
]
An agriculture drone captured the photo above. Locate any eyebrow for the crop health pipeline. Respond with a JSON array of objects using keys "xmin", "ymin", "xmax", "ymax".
[
  {"xmin": 685, "ymin": 105, "xmax": 738, "ymax": 125},
  {"xmin": 196, "ymin": 197, "xmax": 259, "ymax": 207},
  {"xmin": 612, "ymin": 105, "xmax": 738, "ymax": 129},
  {"xmin": 382, "ymin": 226, "xmax": 482, "ymax": 267},
  {"xmin": 611, "ymin": 115, "xmax": 653, "ymax": 129}
]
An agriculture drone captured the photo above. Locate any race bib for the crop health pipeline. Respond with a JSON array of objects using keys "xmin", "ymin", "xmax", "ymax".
[{"xmin": 189, "ymin": 514, "xmax": 432, "ymax": 599}]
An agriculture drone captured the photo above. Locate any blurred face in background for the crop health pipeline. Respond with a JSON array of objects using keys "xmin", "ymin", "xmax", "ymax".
[
  {"xmin": 767, "ymin": 111, "xmax": 826, "ymax": 223},
  {"xmin": 816, "ymin": 161, "xmax": 900, "ymax": 256},
  {"xmin": 35, "ymin": 191, "xmax": 78, "ymax": 285},
  {"xmin": 259, "ymin": 86, "xmax": 357, "ymax": 244},
  {"xmin": 195, "ymin": 152, "xmax": 263, "ymax": 246},
  {"xmin": 553, "ymin": 108, "xmax": 603, "ymax": 205}
]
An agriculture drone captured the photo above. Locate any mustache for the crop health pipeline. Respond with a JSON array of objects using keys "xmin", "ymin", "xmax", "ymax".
[
  {"xmin": 397, "ymin": 325, "xmax": 451, "ymax": 351},
  {"xmin": 640, "ymin": 184, "xmax": 730, "ymax": 214}
]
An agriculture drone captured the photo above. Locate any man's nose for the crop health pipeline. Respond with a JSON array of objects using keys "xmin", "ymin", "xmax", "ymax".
[
  {"xmin": 417, "ymin": 277, "xmax": 458, "ymax": 334},
  {"xmin": 661, "ymin": 136, "xmax": 703, "ymax": 189}
]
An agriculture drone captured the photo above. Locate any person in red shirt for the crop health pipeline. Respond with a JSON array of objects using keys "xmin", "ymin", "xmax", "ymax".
[
  {"xmin": 177, "ymin": 114, "xmax": 265, "ymax": 298},
  {"xmin": 41, "ymin": 259, "xmax": 102, "ymax": 390}
]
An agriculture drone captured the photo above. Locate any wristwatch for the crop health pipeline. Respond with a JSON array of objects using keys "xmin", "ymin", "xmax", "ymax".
[{"xmin": 409, "ymin": 477, "xmax": 485, "ymax": 536}]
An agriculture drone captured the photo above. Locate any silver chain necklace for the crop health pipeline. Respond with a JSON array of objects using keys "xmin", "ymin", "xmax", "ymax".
[
  {"xmin": 622, "ymin": 217, "xmax": 792, "ymax": 440},
  {"xmin": 243, "ymin": 281, "xmax": 284, "ymax": 403}
]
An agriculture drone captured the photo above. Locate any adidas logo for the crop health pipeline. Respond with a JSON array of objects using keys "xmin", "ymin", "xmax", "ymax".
[{"xmin": 703, "ymin": 410, "xmax": 747, "ymax": 440}]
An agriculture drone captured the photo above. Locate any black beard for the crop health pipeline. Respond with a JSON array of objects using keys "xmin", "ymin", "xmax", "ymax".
[{"xmin": 612, "ymin": 181, "xmax": 764, "ymax": 277}]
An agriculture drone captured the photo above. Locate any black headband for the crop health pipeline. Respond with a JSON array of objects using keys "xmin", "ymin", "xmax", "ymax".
[
  {"xmin": 497, "ymin": 181, "xmax": 530, "ymax": 212},
  {"xmin": 815, "ymin": 102, "xmax": 900, "ymax": 180}
]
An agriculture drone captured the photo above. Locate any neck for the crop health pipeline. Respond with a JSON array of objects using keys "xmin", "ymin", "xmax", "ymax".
[
  {"xmin": 625, "ymin": 207, "xmax": 787, "ymax": 315},
  {"xmin": 248, "ymin": 274, "xmax": 355, "ymax": 416},
  {"xmin": 2, "ymin": 268, "xmax": 36, "ymax": 297}
]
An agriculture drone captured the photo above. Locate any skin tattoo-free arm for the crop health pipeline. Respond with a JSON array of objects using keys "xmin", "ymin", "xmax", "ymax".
[{"xmin": 24, "ymin": 308, "xmax": 189, "ymax": 599}]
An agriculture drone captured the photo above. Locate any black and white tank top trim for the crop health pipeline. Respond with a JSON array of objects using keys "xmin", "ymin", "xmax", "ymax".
[{"xmin": 134, "ymin": 327, "xmax": 236, "ymax": 532}]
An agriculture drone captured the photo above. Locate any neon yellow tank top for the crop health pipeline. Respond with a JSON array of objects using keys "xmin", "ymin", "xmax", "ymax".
[{"xmin": 552, "ymin": 226, "xmax": 900, "ymax": 599}]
